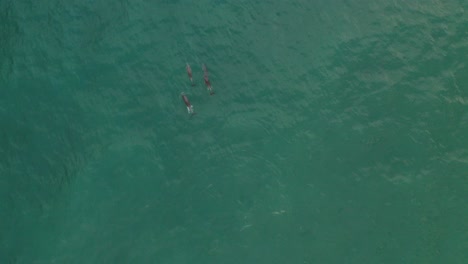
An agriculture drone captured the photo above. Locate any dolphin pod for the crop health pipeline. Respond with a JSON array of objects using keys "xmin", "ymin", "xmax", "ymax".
[{"xmin": 182, "ymin": 63, "xmax": 215, "ymax": 116}]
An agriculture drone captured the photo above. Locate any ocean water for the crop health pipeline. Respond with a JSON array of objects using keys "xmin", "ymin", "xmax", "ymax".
[{"xmin": 1, "ymin": 0, "xmax": 467, "ymax": 263}]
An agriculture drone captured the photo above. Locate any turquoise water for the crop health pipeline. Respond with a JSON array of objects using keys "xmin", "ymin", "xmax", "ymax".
[{"xmin": 1, "ymin": 0, "xmax": 467, "ymax": 263}]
